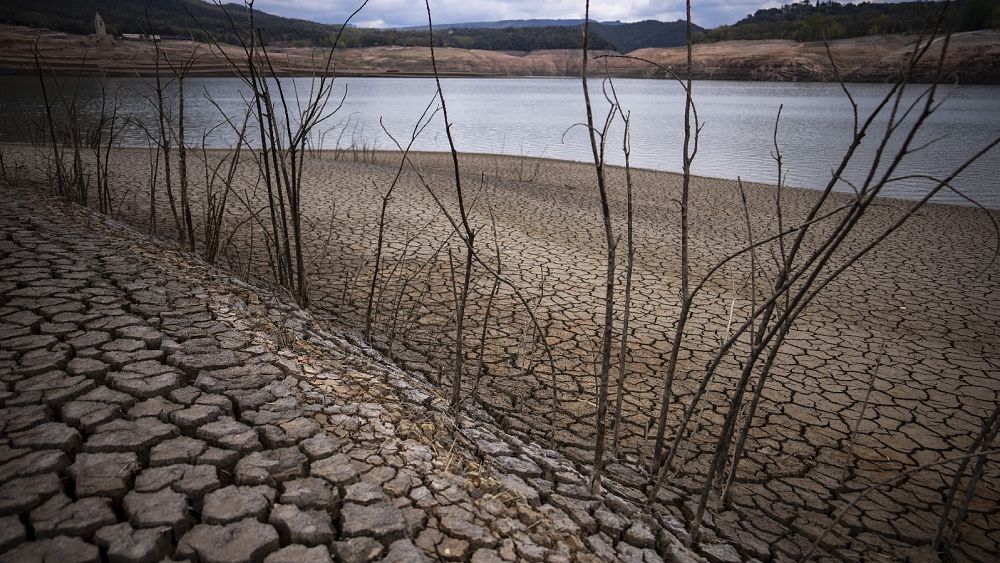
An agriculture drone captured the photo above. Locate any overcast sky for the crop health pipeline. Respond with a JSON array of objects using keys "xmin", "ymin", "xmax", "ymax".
[{"xmin": 250, "ymin": 0, "xmax": 873, "ymax": 29}]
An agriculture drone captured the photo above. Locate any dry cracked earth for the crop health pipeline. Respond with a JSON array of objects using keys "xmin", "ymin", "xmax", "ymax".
[
  {"xmin": 0, "ymin": 187, "xmax": 713, "ymax": 563},
  {"xmin": 1, "ymin": 143, "xmax": 998, "ymax": 561}
]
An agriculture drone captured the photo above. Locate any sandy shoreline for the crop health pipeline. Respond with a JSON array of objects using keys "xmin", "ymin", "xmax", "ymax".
[{"xmin": 3, "ymin": 142, "xmax": 998, "ymax": 559}]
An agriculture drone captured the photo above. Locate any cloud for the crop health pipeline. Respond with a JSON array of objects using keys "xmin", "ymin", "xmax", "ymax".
[{"xmin": 249, "ymin": 0, "xmax": 904, "ymax": 29}]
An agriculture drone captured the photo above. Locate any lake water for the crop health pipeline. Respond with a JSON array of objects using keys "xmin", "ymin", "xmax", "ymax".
[{"xmin": 0, "ymin": 76, "xmax": 997, "ymax": 207}]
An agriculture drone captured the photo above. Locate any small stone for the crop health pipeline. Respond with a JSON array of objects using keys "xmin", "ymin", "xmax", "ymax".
[
  {"xmin": 202, "ymin": 485, "xmax": 275, "ymax": 524},
  {"xmin": 235, "ymin": 447, "xmax": 307, "ymax": 486},
  {"xmin": 176, "ymin": 520, "xmax": 280, "ymax": 563},
  {"xmin": 594, "ymin": 506, "xmax": 629, "ymax": 539},
  {"xmin": 5, "ymin": 334, "xmax": 59, "ymax": 352},
  {"xmin": 93, "ymin": 522, "xmax": 172, "ymax": 563},
  {"xmin": 498, "ymin": 474, "xmax": 539, "ymax": 507},
  {"xmin": 170, "ymin": 404, "xmax": 223, "ymax": 429},
  {"xmin": 70, "ymin": 452, "xmax": 140, "ymax": 498},
  {"xmin": 9, "ymin": 422, "xmax": 81, "ymax": 451},
  {"xmin": 0, "ymin": 405, "xmax": 48, "ymax": 433},
  {"xmin": 66, "ymin": 358, "xmax": 109, "ymax": 379},
  {"xmin": 700, "ymin": 542, "xmax": 742, "ymax": 563},
  {"xmin": 311, "ymin": 454, "xmax": 359, "ymax": 489},
  {"xmin": 200, "ymin": 447, "xmax": 240, "ymax": 469},
  {"xmin": 0, "ymin": 536, "xmax": 100, "ymax": 563},
  {"xmin": 0, "ymin": 449, "xmax": 68, "ymax": 483},
  {"xmin": 195, "ymin": 393, "xmax": 233, "ymax": 415},
  {"xmin": 401, "ymin": 508, "xmax": 428, "ymax": 538},
  {"xmin": 548, "ymin": 494, "xmax": 597, "ymax": 535},
  {"xmin": 116, "ymin": 326, "xmax": 163, "ymax": 348},
  {"xmin": 38, "ymin": 322, "xmax": 79, "ymax": 337},
  {"xmin": 0, "ymin": 473, "xmax": 61, "ymax": 515},
  {"xmin": 84, "ymin": 418, "xmax": 178, "ymax": 453},
  {"xmin": 30, "ymin": 494, "xmax": 116, "ymax": 538},
  {"xmin": 148, "ymin": 436, "xmax": 207, "ymax": 467},
  {"xmin": 382, "ymin": 539, "xmax": 432, "ymax": 563},
  {"xmin": 4, "ymin": 310, "xmax": 42, "ymax": 327},
  {"xmin": 264, "ymin": 544, "xmax": 333, "ymax": 563},
  {"xmin": 61, "ymin": 400, "xmax": 123, "ymax": 433},
  {"xmin": 492, "ymin": 456, "xmax": 542, "ymax": 479},
  {"xmin": 624, "ymin": 521, "xmax": 656, "ymax": 549},
  {"xmin": 194, "ymin": 365, "xmax": 278, "ymax": 394},
  {"xmin": 197, "ymin": 417, "xmax": 261, "ymax": 453},
  {"xmin": 101, "ymin": 350, "xmax": 164, "ymax": 370},
  {"xmin": 438, "ymin": 507, "xmax": 495, "ymax": 548},
  {"xmin": 514, "ymin": 537, "xmax": 547, "ymax": 562},
  {"xmin": 277, "ymin": 416, "xmax": 321, "ymax": 442},
  {"xmin": 123, "ymin": 488, "xmax": 192, "ymax": 536},
  {"xmin": 438, "ymin": 536, "xmax": 470, "ymax": 561},
  {"xmin": 279, "ymin": 478, "xmax": 338, "ymax": 511},
  {"xmin": 0, "ymin": 514, "xmax": 26, "ymax": 551},
  {"xmin": 169, "ymin": 386, "xmax": 202, "ymax": 406},
  {"xmin": 67, "ymin": 332, "xmax": 110, "ymax": 350},
  {"xmin": 470, "ymin": 548, "xmax": 504, "ymax": 563},
  {"xmin": 134, "ymin": 464, "xmax": 220, "ymax": 500},
  {"xmin": 108, "ymin": 362, "xmax": 184, "ymax": 399},
  {"xmin": 13, "ymin": 370, "xmax": 93, "ymax": 405},
  {"xmin": 340, "ymin": 502, "xmax": 407, "ymax": 545},
  {"xmin": 268, "ymin": 504, "xmax": 334, "ymax": 546},
  {"xmin": 299, "ymin": 433, "xmax": 340, "ymax": 461},
  {"xmin": 226, "ymin": 389, "xmax": 276, "ymax": 412},
  {"xmin": 125, "ymin": 397, "xmax": 183, "ymax": 420},
  {"xmin": 76, "ymin": 385, "xmax": 135, "ymax": 408},
  {"xmin": 101, "ymin": 339, "xmax": 145, "ymax": 353},
  {"xmin": 171, "ymin": 350, "xmax": 244, "ymax": 374},
  {"xmin": 331, "ymin": 537, "xmax": 384, "ymax": 563},
  {"xmin": 344, "ymin": 482, "xmax": 385, "ymax": 505}
]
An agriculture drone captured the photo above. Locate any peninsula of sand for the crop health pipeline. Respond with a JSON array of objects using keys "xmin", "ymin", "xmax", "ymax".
[{"xmin": 1, "ymin": 139, "xmax": 997, "ymax": 562}]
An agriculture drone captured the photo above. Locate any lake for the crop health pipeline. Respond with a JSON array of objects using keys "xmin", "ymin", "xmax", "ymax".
[{"xmin": 0, "ymin": 76, "xmax": 997, "ymax": 207}]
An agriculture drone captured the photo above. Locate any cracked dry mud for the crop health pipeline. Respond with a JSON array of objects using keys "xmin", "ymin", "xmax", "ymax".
[
  {"xmin": 0, "ymin": 188, "xmax": 707, "ymax": 562},
  {"xmin": 1, "ymin": 143, "xmax": 998, "ymax": 562}
]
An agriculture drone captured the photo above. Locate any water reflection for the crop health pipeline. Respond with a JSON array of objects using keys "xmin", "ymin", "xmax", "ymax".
[{"xmin": 0, "ymin": 75, "xmax": 997, "ymax": 207}]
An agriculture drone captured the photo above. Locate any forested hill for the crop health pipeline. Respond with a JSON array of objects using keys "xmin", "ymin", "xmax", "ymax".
[
  {"xmin": 703, "ymin": 0, "xmax": 999, "ymax": 42},
  {"xmin": 401, "ymin": 20, "xmax": 703, "ymax": 51},
  {"xmin": 0, "ymin": 0, "xmax": 693, "ymax": 51}
]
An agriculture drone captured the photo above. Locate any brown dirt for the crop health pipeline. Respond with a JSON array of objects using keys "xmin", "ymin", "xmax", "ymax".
[
  {"xmin": 2, "ymin": 142, "xmax": 998, "ymax": 561},
  {"xmin": 1, "ymin": 24, "xmax": 998, "ymax": 83}
]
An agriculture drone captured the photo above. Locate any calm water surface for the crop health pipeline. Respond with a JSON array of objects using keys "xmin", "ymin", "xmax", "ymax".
[{"xmin": 0, "ymin": 76, "xmax": 997, "ymax": 207}]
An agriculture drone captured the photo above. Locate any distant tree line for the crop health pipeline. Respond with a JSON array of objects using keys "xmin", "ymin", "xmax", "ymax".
[
  {"xmin": 0, "ymin": 0, "xmax": 694, "ymax": 52},
  {"xmin": 1, "ymin": 0, "xmax": 347, "ymax": 46},
  {"xmin": 334, "ymin": 26, "xmax": 615, "ymax": 51},
  {"xmin": 589, "ymin": 20, "xmax": 702, "ymax": 52},
  {"xmin": 5, "ymin": 0, "xmax": 992, "ymax": 52},
  {"xmin": 703, "ymin": 0, "xmax": 1000, "ymax": 42},
  {"xmin": 0, "ymin": 0, "xmax": 618, "ymax": 50}
]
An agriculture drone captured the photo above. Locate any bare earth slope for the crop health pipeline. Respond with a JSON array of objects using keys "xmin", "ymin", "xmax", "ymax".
[
  {"xmin": 0, "ymin": 184, "xmax": 706, "ymax": 562},
  {"xmin": 2, "ymin": 143, "xmax": 998, "ymax": 561},
  {"xmin": 1, "ymin": 24, "xmax": 998, "ymax": 82}
]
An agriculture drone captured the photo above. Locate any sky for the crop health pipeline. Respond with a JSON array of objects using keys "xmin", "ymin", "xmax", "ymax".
[{"xmin": 249, "ymin": 0, "xmax": 900, "ymax": 30}]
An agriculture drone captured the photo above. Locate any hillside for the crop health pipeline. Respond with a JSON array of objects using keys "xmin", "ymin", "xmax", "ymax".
[
  {"xmin": 401, "ymin": 19, "xmax": 703, "ymax": 51},
  {"xmin": 2, "ymin": 25, "xmax": 997, "ymax": 83},
  {"xmin": 0, "ymin": 0, "xmax": 690, "ymax": 52},
  {"xmin": 704, "ymin": 0, "xmax": 999, "ymax": 42}
]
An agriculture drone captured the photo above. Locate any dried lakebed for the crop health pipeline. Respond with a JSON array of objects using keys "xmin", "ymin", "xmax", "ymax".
[
  {"xmin": 0, "ymin": 187, "xmax": 711, "ymax": 562},
  {"xmin": 2, "ymin": 144, "xmax": 998, "ymax": 561}
]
